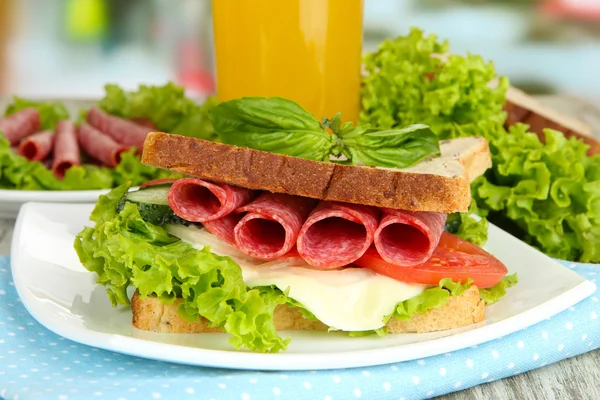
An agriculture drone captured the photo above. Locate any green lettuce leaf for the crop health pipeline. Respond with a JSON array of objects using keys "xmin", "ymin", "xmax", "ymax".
[
  {"xmin": 445, "ymin": 200, "xmax": 489, "ymax": 247},
  {"xmin": 391, "ymin": 278, "xmax": 472, "ymax": 322},
  {"xmin": 4, "ymin": 97, "xmax": 70, "ymax": 131},
  {"xmin": 474, "ymin": 124, "xmax": 600, "ymax": 263},
  {"xmin": 74, "ymin": 185, "xmax": 289, "ymax": 352},
  {"xmin": 479, "ymin": 274, "xmax": 518, "ymax": 305},
  {"xmin": 360, "ymin": 27, "xmax": 508, "ymax": 142},
  {"xmin": 97, "ymin": 82, "xmax": 217, "ymax": 141}
]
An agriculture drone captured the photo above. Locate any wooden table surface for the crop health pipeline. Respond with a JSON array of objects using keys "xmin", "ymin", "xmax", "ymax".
[{"xmin": 1, "ymin": 96, "xmax": 600, "ymax": 399}]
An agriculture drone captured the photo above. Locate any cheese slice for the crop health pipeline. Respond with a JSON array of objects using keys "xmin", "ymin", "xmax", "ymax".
[{"xmin": 167, "ymin": 224, "xmax": 428, "ymax": 332}]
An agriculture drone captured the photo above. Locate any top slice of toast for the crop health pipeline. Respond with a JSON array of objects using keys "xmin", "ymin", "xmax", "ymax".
[{"xmin": 141, "ymin": 132, "xmax": 491, "ymax": 213}]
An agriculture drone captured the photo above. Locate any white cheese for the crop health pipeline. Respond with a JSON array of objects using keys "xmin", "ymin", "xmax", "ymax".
[{"xmin": 167, "ymin": 224, "xmax": 427, "ymax": 332}]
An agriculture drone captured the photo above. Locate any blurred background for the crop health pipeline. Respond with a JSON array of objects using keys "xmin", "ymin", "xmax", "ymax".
[{"xmin": 0, "ymin": 0, "xmax": 598, "ymax": 100}]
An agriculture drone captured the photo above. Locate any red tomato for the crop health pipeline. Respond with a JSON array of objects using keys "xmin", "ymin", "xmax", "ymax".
[
  {"xmin": 355, "ymin": 232, "xmax": 507, "ymax": 288},
  {"xmin": 139, "ymin": 179, "xmax": 178, "ymax": 189}
]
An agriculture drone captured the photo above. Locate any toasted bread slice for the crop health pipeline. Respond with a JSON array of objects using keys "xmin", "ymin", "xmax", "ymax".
[
  {"xmin": 141, "ymin": 133, "xmax": 491, "ymax": 213},
  {"xmin": 131, "ymin": 286, "xmax": 485, "ymax": 335}
]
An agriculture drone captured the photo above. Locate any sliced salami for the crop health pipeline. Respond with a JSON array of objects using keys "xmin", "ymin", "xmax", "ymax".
[
  {"xmin": 203, "ymin": 214, "xmax": 243, "ymax": 246},
  {"xmin": 52, "ymin": 121, "xmax": 81, "ymax": 179},
  {"xmin": 78, "ymin": 123, "xmax": 128, "ymax": 167},
  {"xmin": 297, "ymin": 202, "xmax": 380, "ymax": 268},
  {"xmin": 86, "ymin": 107, "xmax": 152, "ymax": 150},
  {"xmin": 234, "ymin": 193, "xmax": 317, "ymax": 260},
  {"xmin": 374, "ymin": 209, "xmax": 447, "ymax": 267},
  {"xmin": 168, "ymin": 178, "xmax": 255, "ymax": 222},
  {"xmin": 18, "ymin": 130, "xmax": 54, "ymax": 161},
  {"xmin": 0, "ymin": 108, "xmax": 41, "ymax": 145}
]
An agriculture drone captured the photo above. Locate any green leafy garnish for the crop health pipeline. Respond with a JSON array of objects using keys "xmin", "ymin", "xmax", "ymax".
[
  {"xmin": 210, "ymin": 97, "xmax": 441, "ymax": 169},
  {"xmin": 445, "ymin": 200, "xmax": 489, "ymax": 247},
  {"xmin": 391, "ymin": 278, "xmax": 472, "ymax": 321},
  {"xmin": 209, "ymin": 96, "xmax": 336, "ymax": 161},
  {"xmin": 474, "ymin": 125, "xmax": 600, "ymax": 263},
  {"xmin": 4, "ymin": 97, "xmax": 70, "ymax": 131},
  {"xmin": 97, "ymin": 82, "xmax": 217, "ymax": 141},
  {"xmin": 360, "ymin": 27, "xmax": 508, "ymax": 141},
  {"xmin": 480, "ymin": 274, "xmax": 518, "ymax": 305},
  {"xmin": 74, "ymin": 185, "xmax": 290, "ymax": 353}
]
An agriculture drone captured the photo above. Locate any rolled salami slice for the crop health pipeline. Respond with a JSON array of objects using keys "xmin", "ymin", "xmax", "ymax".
[
  {"xmin": 203, "ymin": 214, "xmax": 243, "ymax": 246},
  {"xmin": 52, "ymin": 121, "xmax": 81, "ymax": 179},
  {"xmin": 86, "ymin": 107, "xmax": 151, "ymax": 150},
  {"xmin": 374, "ymin": 209, "xmax": 447, "ymax": 267},
  {"xmin": 234, "ymin": 193, "xmax": 317, "ymax": 260},
  {"xmin": 18, "ymin": 130, "xmax": 54, "ymax": 161},
  {"xmin": 168, "ymin": 178, "xmax": 255, "ymax": 222},
  {"xmin": 297, "ymin": 202, "xmax": 380, "ymax": 268},
  {"xmin": 78, "ymin": 123, "xmax": 128, "ymax": 168},
  {"xmin": 0, "ymin": 108, "xmax": 41, "ymax": 145}
]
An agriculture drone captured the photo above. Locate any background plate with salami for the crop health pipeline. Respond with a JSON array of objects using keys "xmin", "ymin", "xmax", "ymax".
[{"xmin": 10, "ymin": 202, "xmax": 596, "ymax": 370}]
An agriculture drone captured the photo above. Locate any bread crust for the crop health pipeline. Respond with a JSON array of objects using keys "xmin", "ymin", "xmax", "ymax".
[
  {"xmin": 141, "ymin": 133, "xmax": 491, "ymax": 213},
  {"xmin": 131, "ymin": 286, "xmax": 485, "ymax": 334}
]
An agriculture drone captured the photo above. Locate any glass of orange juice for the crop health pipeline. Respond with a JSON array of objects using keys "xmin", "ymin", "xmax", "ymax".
[{"xmin": 211, "ymin": 0, "xmax": 364, "ymax": 123}]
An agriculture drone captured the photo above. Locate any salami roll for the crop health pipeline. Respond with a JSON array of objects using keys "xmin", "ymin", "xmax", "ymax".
[
  {"xmin": 168, "ymin": 178, "xmax": 255, "ymax": 222},
  {"xmin": 374, "ymin": 209, "xmax": 447, "ymax": 267},
  {"xmin": 203, "ymin": 214, "xmax": 242, "ymax": 246},
  {"xmin": 18, "ymin": 130, "xmax": 54, "ymax": 161},
  {"xmin": 297, "ymin": 202, "xmax": 380, "ymax": 268},
  {"xmin": 234, "ymin": 193, "xmax": 317, "ymax": 260},
  {"xmin": 52, "ymin": 121, "xmax": 81, "ymax": 179},
  {"xmin": 78, "ymin": 123, "xmax": 128, "ymax": 168},
  {"xmin": 86, "ymin": 107, "xmax": 152, "ymax": 150},
  {"xmin": 0, "ymin": 108, "xmax": 41, "ymax": 145}
]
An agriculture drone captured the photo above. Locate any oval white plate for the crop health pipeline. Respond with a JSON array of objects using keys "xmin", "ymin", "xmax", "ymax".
[
  {"xmin": 0, "ymin": 189, "xmax": 109, "ymax": 219},
  {"xmin": 10, "ymin": 202, "xmax": 597, "ymax": 371}
]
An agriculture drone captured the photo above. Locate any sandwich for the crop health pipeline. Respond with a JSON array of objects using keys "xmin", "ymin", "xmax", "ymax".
[{"xmin": 74, "ymin": 97, "xmax": 516, "ymax": 353}]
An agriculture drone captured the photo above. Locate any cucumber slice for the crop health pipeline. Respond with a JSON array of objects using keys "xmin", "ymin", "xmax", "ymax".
[
  {"xmin": 116, "ymin": 184, "xmax": 190, "ymax": 226},
  {"xmin": 124, "ymin": 184, "xmax": 170, "ymax": 206}
]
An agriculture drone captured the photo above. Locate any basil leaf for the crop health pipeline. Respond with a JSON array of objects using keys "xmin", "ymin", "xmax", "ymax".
[
  {"xmin": 209, "ymin": 97, "xmax": 336, "ymax": 161},
  {"xmin": 340, "ymin": 124, "xmax": 441, "ymax": 169}
]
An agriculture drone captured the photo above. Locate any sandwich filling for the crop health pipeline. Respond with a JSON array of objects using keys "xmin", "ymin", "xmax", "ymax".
[
  {"xmin": 75, "ymin": 181, "xmax": 516, "ymax": 353},
  {"xmin": 167, "ymin": 223, "xmax": 428, "ymax": 331}
]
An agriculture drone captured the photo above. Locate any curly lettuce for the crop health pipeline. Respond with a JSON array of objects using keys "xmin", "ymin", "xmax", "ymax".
[
  {"xmin": 97, "ymin": 82, "xmax": 217, "ymax": 141},
  {"xmin": 480, "ymin": 274, "xmax": 518, "ymax": 306},
  {"xmin": 474, "ymin": 124, "xmax": 600, "ymax": 263},
  {"xmin": 445, "ymin": 200, "xmax": 489, "ymax": 247},
  {"xmin": 360, "ymin": 27, "xmax": 508, "ymax": 141},
  {"xmin": 74, "ymin": 184, "xmax": 290, "ymax": 353}
]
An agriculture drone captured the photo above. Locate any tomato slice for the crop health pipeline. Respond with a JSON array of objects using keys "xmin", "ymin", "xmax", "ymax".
[
  {"xmin": 139, "ymin": 178, "xmax": 178, "ymax": 189},
  {"xmin": 355, "ymin": 232, "xmax": 507, "ymax": 288}
]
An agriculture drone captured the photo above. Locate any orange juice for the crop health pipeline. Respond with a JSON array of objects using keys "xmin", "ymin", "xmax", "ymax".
[{"xmin": 212, "ymin": 0, "xmax": 364, "ymax": 123}]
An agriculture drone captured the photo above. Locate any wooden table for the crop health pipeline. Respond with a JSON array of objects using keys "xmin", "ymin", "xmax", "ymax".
[{"xmin": 1, "ymin": 96, "xmax": 600, "ymax": 399}]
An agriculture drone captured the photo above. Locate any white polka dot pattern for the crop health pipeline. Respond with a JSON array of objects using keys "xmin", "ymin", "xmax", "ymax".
[{"xmin": 0, "ymin": 257, "xmax": 599, "ymax": 400}]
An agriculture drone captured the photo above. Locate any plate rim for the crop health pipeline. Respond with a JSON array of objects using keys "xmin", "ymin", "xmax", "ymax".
[
  {"xmin": 0, "ymin": 188, "xmax": 111, "ymax": 202},
  {"xmin": 9, "ymin": 202, "xmax": 598, "ymax": 371}
]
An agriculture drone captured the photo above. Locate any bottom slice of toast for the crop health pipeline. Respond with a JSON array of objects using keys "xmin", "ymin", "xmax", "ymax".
[{"xmin": 131, "ymin": 286, "xmax": 485, "ymax": 334}]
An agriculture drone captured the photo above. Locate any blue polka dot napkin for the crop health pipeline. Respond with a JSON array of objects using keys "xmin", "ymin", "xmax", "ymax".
[{"xmin": 1, "ymin": 256, "xmax": 599, "ymax": 400}]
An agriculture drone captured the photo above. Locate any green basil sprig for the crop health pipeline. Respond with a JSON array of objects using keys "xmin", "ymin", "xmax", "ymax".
[{"xmin": 209, "ymin": 97, "xmax": 440, "ymax": 169}]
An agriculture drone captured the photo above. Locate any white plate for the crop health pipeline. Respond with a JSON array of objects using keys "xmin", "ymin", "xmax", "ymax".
[
  {"xmin": 0, "ymin": 189, "xmax": 108, "ymax": 219},
  {"xmin": 11, "ymin": 202, "xmax": 596, "ymax": 371}
]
